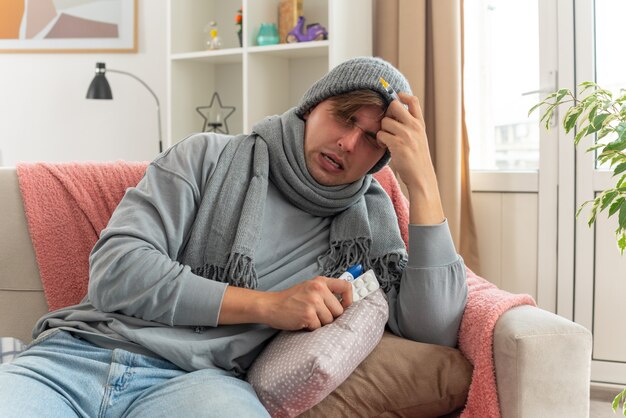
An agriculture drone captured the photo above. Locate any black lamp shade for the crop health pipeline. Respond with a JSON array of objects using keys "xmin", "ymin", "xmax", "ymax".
[{"xmin": 86, "ymin": 73, "xmax": 113, "ymax": 100}]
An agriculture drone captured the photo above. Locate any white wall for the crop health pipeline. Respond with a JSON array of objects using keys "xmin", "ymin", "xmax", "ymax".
[{"xmin": 0, "ymin": 1, "xmax": 167, "ymax": 166}]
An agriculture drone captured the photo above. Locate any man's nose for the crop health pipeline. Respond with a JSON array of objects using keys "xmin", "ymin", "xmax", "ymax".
[{"xmin": 337, "ymin": 128, "xmax": 360, "ymax": 152}]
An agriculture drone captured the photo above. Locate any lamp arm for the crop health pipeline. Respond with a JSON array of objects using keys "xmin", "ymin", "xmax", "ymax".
[{"xmin": 108, "ymin": 69, "xmax": 163, "ymax": 153}]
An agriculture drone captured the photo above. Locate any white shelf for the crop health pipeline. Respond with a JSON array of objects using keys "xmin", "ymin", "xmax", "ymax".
[
  {"xmin": 169, "ymin": 40, "xmax": 329, "ymax": 63},
  {"xmin": 170, "ymin": 49, "xmax": 243, "ymax": 64},
  {"xmin": 167, "ymin": 0, "xmax": 372, "ymax": 144},
  {"xmin": 247, "ymin": 40, "xmax": 329, "ymax": 58}
]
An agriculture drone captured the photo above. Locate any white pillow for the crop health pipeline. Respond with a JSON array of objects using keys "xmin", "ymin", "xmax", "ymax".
[{"xmin": 246, "ymin": 288, "xmax": 388, "ymax": 418}]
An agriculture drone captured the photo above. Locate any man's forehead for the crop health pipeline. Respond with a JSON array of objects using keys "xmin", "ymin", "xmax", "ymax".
[{"xmin": 353, "ymin": 105, "xmax": 384, "ymax": 122}]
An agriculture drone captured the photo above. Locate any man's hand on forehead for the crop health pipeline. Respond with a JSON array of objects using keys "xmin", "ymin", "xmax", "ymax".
[{"xmin": 376, "ymin": 92, "xmax": 446, "ymax": 224}]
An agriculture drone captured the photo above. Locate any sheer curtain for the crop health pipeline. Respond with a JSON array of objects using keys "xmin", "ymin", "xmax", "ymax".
[{"xmin": 373, "ymin": 0, "xmax": 480, "ymax": 273}]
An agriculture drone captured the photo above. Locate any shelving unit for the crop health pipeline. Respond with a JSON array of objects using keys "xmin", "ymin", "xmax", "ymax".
[{"xmin": 166, "ymin": 0, "xmax": 372, "ymax": 144}]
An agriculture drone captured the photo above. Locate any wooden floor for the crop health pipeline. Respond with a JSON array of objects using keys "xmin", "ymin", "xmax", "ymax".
[
  {"xmin": 591, "ymin": 385, "xmax": 621, "ymax": 418},
  {"xmin": 438, "ymin": 385, "xmax": 621, "ymax": 417}
]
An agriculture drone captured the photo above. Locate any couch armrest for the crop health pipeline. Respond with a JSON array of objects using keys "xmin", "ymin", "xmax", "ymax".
[{"xmin": 493, "ymin": 305, "xmax": 592, "ymax": 418}]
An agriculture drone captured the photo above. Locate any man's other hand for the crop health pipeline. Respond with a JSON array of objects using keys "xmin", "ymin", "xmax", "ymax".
[{"xmin": 260, "ymin": 277, "xmax": 352, "ymax": 331}]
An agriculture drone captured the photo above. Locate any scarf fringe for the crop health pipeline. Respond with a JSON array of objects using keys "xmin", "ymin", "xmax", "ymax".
[
  {"xmin": 320, "ymin": 238, "xmax": 407, "ymax": 292},
  {"xmin": 369, "ymin": 252, "xmax": 407, "ymax": 293},
  {"xmin": 192, "ymin": 252, "xmax": 258, "ymax": 289},
  {"xmin": 320, "ymin": 237, "xmax": 371, "ymax": 277}
]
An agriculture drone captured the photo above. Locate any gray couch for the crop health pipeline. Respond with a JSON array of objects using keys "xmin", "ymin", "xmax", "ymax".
[{"xmin": 0, "ymin": 166, "xmax": 593, "ymax": 417}]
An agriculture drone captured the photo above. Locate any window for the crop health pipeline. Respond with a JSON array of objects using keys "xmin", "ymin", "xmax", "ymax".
[
  {"xmin": 464, "ymin": 0, "xmax": 541, "ymax": 171},
  {"xmin": 595, "ymin": 0, "xmax": 626, "ymax": 91},
  {"xmin": 593, "ymin": 0, "xmax": 626, "ymax": 169}
]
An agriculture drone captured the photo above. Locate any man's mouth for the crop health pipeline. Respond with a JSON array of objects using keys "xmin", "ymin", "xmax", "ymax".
[{"xmin": 322, "ymin": 153, "xmax": 343, "ymax": 170}]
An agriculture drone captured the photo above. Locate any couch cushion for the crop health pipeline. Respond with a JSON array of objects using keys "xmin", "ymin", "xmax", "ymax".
[
  {"xmin": 0, "ymin": 168, "xmax": 48, "ymax": 342},
  {"xmin": 298, "ymin": 331, "xmax": 472, "ymax": 418},
  {"xmin": 0, "ymin": 169, "xmax": 41, "ymax": 291}
]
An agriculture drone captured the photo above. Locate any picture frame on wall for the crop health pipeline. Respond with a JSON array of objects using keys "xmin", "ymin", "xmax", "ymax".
[{"xmin": 0, "ymin": 0, "xmax": 137, "ymax": 53}]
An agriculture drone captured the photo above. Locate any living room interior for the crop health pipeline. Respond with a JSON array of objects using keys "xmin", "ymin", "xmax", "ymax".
[{"xmin": 0, "ymin": 1, "xmax": 624, "ymax": 417}]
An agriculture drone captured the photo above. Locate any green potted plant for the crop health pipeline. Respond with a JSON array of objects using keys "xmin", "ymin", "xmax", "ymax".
[
  {"xmin": 530, "ymin": 82, "xmax": 626, "ymax": 414},
  {"xmin": 531, "ymin": 82, "xmax": 626, "ymax": 252}
]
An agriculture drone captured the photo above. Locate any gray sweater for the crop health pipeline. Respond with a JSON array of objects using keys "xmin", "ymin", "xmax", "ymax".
[{"xmin": 34, "ymin": 133, "xmax": 468, "ymax": 376}]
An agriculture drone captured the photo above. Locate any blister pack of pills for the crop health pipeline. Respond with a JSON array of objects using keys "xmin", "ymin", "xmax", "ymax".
[{"xmin": 351, "ymin": 269, "xmax": 380, "ymax": 302}]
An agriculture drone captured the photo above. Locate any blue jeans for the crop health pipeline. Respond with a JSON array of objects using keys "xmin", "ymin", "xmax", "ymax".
[{"xmin": 0, "ymin": 330, "xmax": 270, "ymax": 418}]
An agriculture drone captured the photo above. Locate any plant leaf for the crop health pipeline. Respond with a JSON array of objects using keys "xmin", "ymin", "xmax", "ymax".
[
  {"xmin": 528, "ymin": 103, "xmax": 543, "ymax": 117},
  {"xmin": 600, "ymin": 88, "xmax": 614, "ymax": 99},
  {"xmin": 601, "ymin": 191, "xmax": 618, "ymax": 210},
  {"xmin": 613, "ymin": 387, "xmax": 626, "ymax": 413},
  {"xmin": 576, "ymin": 200, "xmax": 593, "ymax": 218},
  {"xmin": 582, "ymin": 94, "xmax": 599, "ymax": 106},
  {"xmin": 612, "ymin": 154, "xmax": 626, "ymax": 167},
  {"xmin": 564, "ymin": 105, "xmax": 583, "ymax": 132},
  {"xmin": 586, "ymin": 143, "xmax": 605, "ymax": 153},
  {"xmin": 609, "ymin": 197, "xmax": 625, "ymax": 217},
  {"xmin": 613, "ymin": 162, "xmax": 626, "ymax": 177},
  {"xmin": 620, "ymin": 200, "xmax": 626, "ymax": 228},
  {"xmin": 544, "ymin": 91, "xmax": 558, "ymax": 101},
  {"xmin": 555, "ymin": 88, "xmax": 569, "ymax": 103},
  {"xmin": 587, "ymin": 113, "xmax": 611, "ymax": 135},
  {"xmin": 540, "ymin": 104, "xmax": 558, "ymax": 129},
  {"xmin": 616, "ymin": 121, "xmax": 626, "ymax": 141},
  {"xmin": 580, "ymin": 81, "xmax": 598, "ymax": 92},
  {"xmin": 587, "ymin": 102, "xmax": 599, "ymax": 121},
  {"xmin": 589, "ymin": 199, "xmax": 600, "ymax": 226},
  {"xmin": 574, "ymin": 124, "xmax": 590, "ymax": 145},
  {"xmin": 604, "ymin": 123, "xmax": 626, "ymax": 152},
  {"xmin": 598, "ymin": 149, "xmax": 615, "ymax": 165},
  {"xmin": 597, "ymin": 125, "xmax": 615, "ymax": 141},
  {"xmin": 604, "ymin": 137, "xmax": 626, "ymax": 153},
  {"xmin": 619, "ymin": 231, "xmax": 626, "ymax": 254}
]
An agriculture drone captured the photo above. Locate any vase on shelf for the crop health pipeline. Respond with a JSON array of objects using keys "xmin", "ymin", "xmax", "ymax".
[{"xmin": 256, "ymin": 23, "xmax": 280, "ymax": 46}]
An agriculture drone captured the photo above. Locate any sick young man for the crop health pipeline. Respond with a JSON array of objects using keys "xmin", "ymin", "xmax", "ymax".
[{"xmin": 0, "ymin": 57, "xmax": 467, "ymax": 417}]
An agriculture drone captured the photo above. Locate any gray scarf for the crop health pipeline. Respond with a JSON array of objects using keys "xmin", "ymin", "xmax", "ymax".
[{"xmin": 182, "ymin": 108, "xmax": 407, "ymax": 292}]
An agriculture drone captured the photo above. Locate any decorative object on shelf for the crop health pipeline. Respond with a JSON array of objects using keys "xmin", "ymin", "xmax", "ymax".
[
  {"xmin": 256, "ymin": 23, "xmax": 280, "ymax": 46},
  {"xmin": 286, "ymin": 16, "xmax": 327, "ymax": 43},
  {"xmin": 204, "ymin": 21, "xmax": 222, "ymax": 50},
  {"xmin": 86, "ymin": 62, "xmax": 163, "ymax": 153},
  {"xmin": 278, "ymin": 0, "xmax": 303, "ymax": 43},
  {"xmin": 196, "ymin": 92, "xmax": 236, "ymax": 134},
  {"xmin": 235, "ymin": 7, "xmax": 243, "ymax": 47}
]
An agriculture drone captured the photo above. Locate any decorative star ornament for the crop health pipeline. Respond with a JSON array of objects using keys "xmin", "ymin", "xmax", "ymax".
[{"xmin": 195, "ymin": 92, "xmax": 236, "ymax": 134}]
